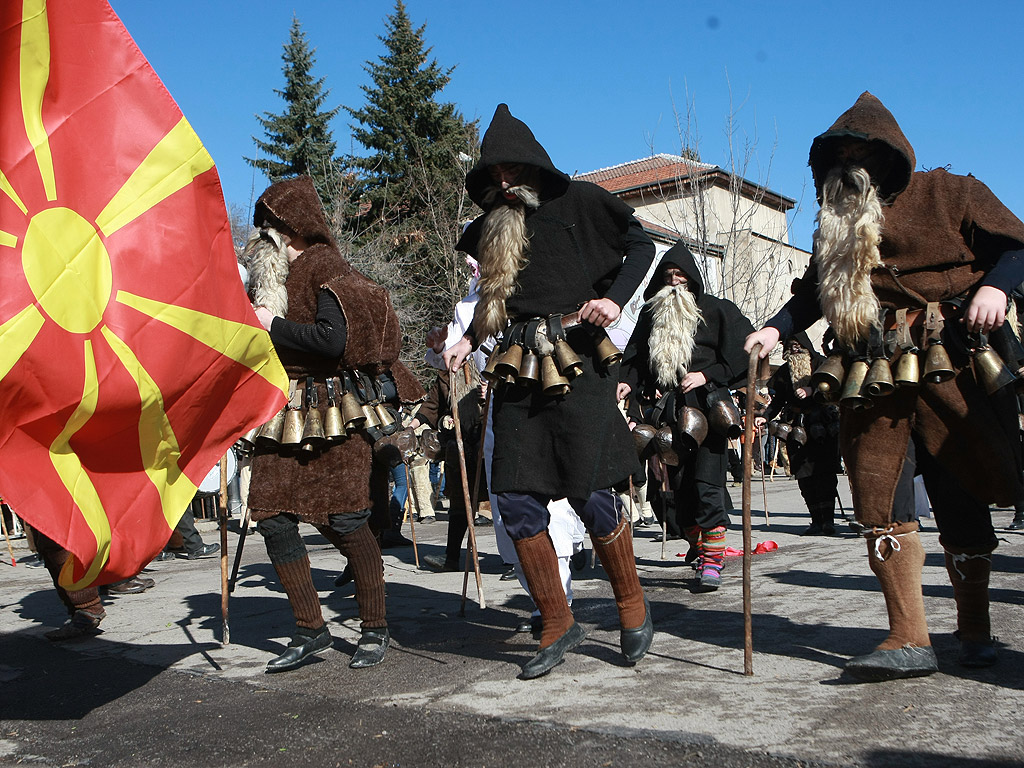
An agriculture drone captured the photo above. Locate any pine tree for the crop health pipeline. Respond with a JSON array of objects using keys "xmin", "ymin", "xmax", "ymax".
[
  {"xmin": 246, "ymin": 17, "xmax": 340, "ymax": 206},
  {"xmin": 343, "ymin": 1, "xmax": 478, "ymax": 346}
]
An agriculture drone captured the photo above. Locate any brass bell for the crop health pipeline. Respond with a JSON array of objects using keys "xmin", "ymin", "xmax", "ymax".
[
  {"xmin": 341, "ymin": 391, "xmax": 366, "ymax": 432},
  {"xmin": 540, "ymin": 354, "xmax": 570, "ymax": 396},
  {"xmin": 775, "ymin": 422, "xmax": 793, "ymax": 441},
  {"xmin": 300, "ymin": 406, "xmax": 326, "ymax": 451},
  {"xmin": 374, "ymin": 403, "xmax": 398, "ymax": 435},
  {"xmin": 237, "ymin": 425, "xmax": 261, "ymax": 452},
  {"xmin": 632, "ymin": 423, "xmax": 657, "ymax": 458},
  {"xmin": 677, "ymin": 406, "xmax": 709, "ymax": 450},
  {"xmin": 492, "ymin": 344, "xmax": 523, "ymax": 381},
  {"xmin": 280, "ymin": 408, "xmax": 305, "ymax": 446},
  {"xmin": 706, "ymin": 397, "xmax": 743, "ymax": 439},
  {"xmin": 552, "ymin": 337, "xmax": 584, "ymax": 379},
  {"xmin": 518, "ymin": 348, "xmax": 541, "ymax": 384},
  {"xmin": 893, "ymin": 349, "xmax": 921, "ymax": 388},
  {"xmin": 972, "ymin": 344, "xmax": 1017, "ymax": 395},
  {"xmin": 789, "ymin": 417, "xmax": 808, "ymax": 446},
  {"xmin": 256, "ymin": 408, "xmax": 286, "ymax": 448},
  {"xmin": 420, "ymin": 429, "xmax": 442, "ymax": 461},
  {"xmin": 864, "ymin": 357, "xmax": 895, "ymax": 397},
  {"xmin": 481, "ymin": 347, "xmax": 502, "ymax": 384},
  {"xmin": 323, "ymin": 378, "xmax": 346, "ymax": 442},
  {"xmin": 361, "ymin": 403, "xmax": 381, "ymax": 429},
  {"xmin": 654, "ymin": 425, "xmax": 679, "ymax": 466},
  {"xmin": 593, "ymin": 331, "xmax": 622, "ymax": 367},
  {"xmin": 921, "ymin": 340, "xmax": 955, "ymax": 384},
  {"xmin": 839, "ymin": 359, "xmax": 872, "ymax": 410},
  {"xmin": 811, "ymin": 353, "xmax": 846, "ymax": 392},
  {"xmin": 813, "ymin": 380, "xmax": 838, "ymax": 405},
  {"xmin": 767, "ymin": 420, "xmax": 780, "ymax": 438}
]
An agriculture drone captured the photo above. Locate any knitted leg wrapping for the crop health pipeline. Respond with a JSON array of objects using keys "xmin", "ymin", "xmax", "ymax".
[
  {"xmin": 333, "ymin": 524, "xmax": 388, "ymax": 630},
  {"xmin": 591, "ymin": 519, "xmax": 646, "ymax": 630},
  {"xmin": 514, "ymin": 531, "xmax": 574, "ymax": 649},
  {"xmin": 866, "ymin": 523, "xmax": 930, "ymax": 650},
  {"xmin": 273, "ymin": 556, "xmax": 324, "ymax": 631},
  {"xmin": 700, "ymin": 526, "xmax": 727, "ymax": 576},
  {"xmin": 35, "ymin": 531, "xmax": 104, "ymax": 619},
  {"xmin": 943, "ymin": 545, "xmax": 994, "ymax": 643}
]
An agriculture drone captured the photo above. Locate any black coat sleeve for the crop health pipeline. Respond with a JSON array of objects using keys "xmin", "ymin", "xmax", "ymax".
[{"xmin": 270, "ymin": 288, "xmax": 347, "ymax": 358}]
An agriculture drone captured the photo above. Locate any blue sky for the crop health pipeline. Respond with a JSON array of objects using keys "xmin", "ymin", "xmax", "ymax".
[{"xmin": 110, "ymin": 0, "xmax": 1024, "ymax": 252}]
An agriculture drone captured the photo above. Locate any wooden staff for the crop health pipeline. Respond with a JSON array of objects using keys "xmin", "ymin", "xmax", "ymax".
[
  {"xmin": 741, "ymin": 344, "xmax": 767, "ymax": 676},
  {"xmin": 451, "ymin": 364, "xmax": 486, "ymax": 612},
  {"xmin": 462, "ymin": 382, "xmax": 493, "ymax": 614},
  {"xmin": 218, "ymin": 454, "xmax": 230, "ymax": 646},
  {"xmin": 228, "ymin": 505, "xmax": 250, "ymax": 593},
  {"xmin": 403, "ymin": 463, "xmax": 420, "ymax": 569},
  {"xmin": 769, "ymin": 436, "xmax": 780, "ymax": 482},
  {"xmin": 657, "ymin": 456, "xmax": 669, "ymax": 560},
  {"xmin": 0, "ymin": 503, "xmax": 16, "ymax": 567},
  {"xmin": 759, "ymin": 427, "xmax": 769, "ymax": 527}
]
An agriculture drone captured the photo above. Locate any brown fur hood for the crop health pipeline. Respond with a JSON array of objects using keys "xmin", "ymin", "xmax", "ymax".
[
  {"xmin": 254, "ymin": 175, "xmax": 336, "ymax": 247},
  {"xmin": 809, "ymin": 92, "xmax": 915, "ymax": 205}
]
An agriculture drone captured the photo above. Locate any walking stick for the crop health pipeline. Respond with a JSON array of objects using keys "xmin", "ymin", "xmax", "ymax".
[
  {"xmin": 462, "ymin": 383, "xmax": 493, "ymax": 615},
  {"xmin": 0, "ymin": 504, "xmax": 16, "ymax": 567},
  {"xmin": 450, "ymin": 364, "xmax": 486, "ymax": 612},
  {"xmin": 228, "ymin": 505, "xmax": 250, "ymax": 593},
  {"xmin": 759, "ymin": 428, "xmax": 769, "ymax": 527},
  {"xmin": 769, "ymin": 437, "xmax": 780, "ymax": 482},
  {"xmin": 218, "ymin": 454, "xmax": 230, "ymax": 646},
  {"xmin": 403, "ymin": 463, "xmax": 420, "ymax": 569},
  {"xmin": 741, "ymin": 344, "xmax": 765, "ymax": 676},
  {"xmin": 657, "ymin": 457, "xmax": 669, "ymax": 560}
]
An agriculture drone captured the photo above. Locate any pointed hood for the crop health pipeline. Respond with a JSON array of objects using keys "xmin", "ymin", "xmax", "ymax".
[
  {"xmin": 465, "ymin": 104, "xmax": 571, "ymax": 210},
  {"xmin": 644, "ymin": 240, "xmax": 705, "ymax": 301},
  {"xmin": 808, "ymin": 92, "xmax": 915, "ymax": 205},
  {"xmin": 253, "ymin": 175, "xmax": 336, "ymax": 247}
]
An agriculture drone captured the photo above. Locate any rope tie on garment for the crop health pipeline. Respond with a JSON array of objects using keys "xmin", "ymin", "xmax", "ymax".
[
  {"xmin": 864, "ymin": 524, "xmax": 915, "ymax": 562},
  {"xmin": 947, "ymin": 551, "xmax": 992, "ymax": 581}
]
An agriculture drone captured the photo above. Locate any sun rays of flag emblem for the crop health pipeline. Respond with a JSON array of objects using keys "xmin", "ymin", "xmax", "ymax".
[{"xmin": 0, "ymin": 0, "xmax": 287, "ymax": 588}]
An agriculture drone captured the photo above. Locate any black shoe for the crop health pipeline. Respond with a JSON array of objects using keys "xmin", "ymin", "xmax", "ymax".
[
  {"xmin": 655, "ymin": 532, "xmax": 681, "ymax": 543},
  {"xmin": 620, "ymin": 598, "xmax": 653, "ymax": 663},
  {"xmin": 822, "ymin": 522, "xmax": 836, "ymax": 535},
  {"xmin": 349, "ymin": 628, "xmax": 389, "ymax": 669},
  {"xmin": 101, "ymin": 576, "xmax": 154, "ymax": 595},
  {"xmin": 956, "ymin": 632, "xmax": 998, "ymax": 668},
  {"xmin": 474, "ymin": 516, "xmax": 493, "ymax": 527},
  {"xmin": 500, "ymin": 566, "xmax": 518, "ymax": 581},
  {"xmin": 266, "ymin": 626, "xmax": 333, "ymax": 673},
  {"xmin": 519, "ymin": 622, "xmax": 587, "ymax": 680},
  {"xmin": 515, "ymin": 615, "xmax": 542, "ymax": 634},
  {"xmin": 845, "ymin": 645, "xmax": 938, "ymax": 681},
  {"xmin": 334, "ymin": 564, "xmax": 354, "ymax": 588},
  {"xmin": 801, "ymin": 523, "xmax": 824, "ymax": 536},
  {"xmin": 417, "ymin": 515, "xmax": 436, "ymax": 524},
  {"xmin": 848, "ymin": 520, "xmax": 866, "ymax": 534},
  {"xmin": 380, "ymin": 532, "xmax": 413, "ymax": 549},
  {"xmin": 1007, "ymin": 512, "xmax": 1024, "ymax": 531},
  {"xmin": 179, "ymin": 543, "xmax": 219, "ymax": 560},
  {"xmin": 422, "ymin": 554, "xmax": 458, "ymax": 572},
  {"xmin": 154, "ymin": 550, "xmax": 177, "ymax": 561},
  {"xmin": 570, "ymin": 548, "xmax": 587, "ymax": 572},
  {"xmin": 45, "ymin": 609, "xmax": 105, "ymax": 641}
]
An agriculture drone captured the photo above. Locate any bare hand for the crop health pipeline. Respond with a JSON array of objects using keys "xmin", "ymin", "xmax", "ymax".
[
  {"xmin": 425, "ymin": 325, "xmax": 448, "ymax": 353},
  {"xmin": 443, "ymin": 336, "xmax": 473, "ymax": 372},
  {"xmin": 253, "ymin": 305, "xmax": 275, "ymax": 332},
  {"xmin": 579, "ymin": 297, "xmax": 621, "ymax": 328},
  {"xmin": 754, "ymin": 416, "xmax": 766, "ymax": 428},
  {"xmin": 744, "ymin": 327, "xmax": 780, "ymax": 358},
  {"xmin": 616, "ymin": 382, "xmax": 632, "ymax": 402},
  {"xmin": 795, "ymin": 386, "xmax": 811, "ymax": 400},
  {"xmin": 679, "ymin": 371, "xmax": 707, "ymax": 392},
  {"xmin": 964, "ymin": 285, "xmax": 1007, "ymax": 335}
]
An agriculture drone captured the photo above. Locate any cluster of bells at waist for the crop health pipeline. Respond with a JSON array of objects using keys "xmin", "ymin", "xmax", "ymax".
[
  {"xmin": 811, "ymin": 340, "xmax": 1019, "ymax": 410},
  {"xmin": 480, "ymin": 331, "xmax": 622, "ymax": 395}
]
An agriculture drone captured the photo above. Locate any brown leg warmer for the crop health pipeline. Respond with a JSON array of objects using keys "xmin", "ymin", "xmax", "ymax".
[
  {"xmin": 514, "ymin": 531, "xmax": 574, "ymax": 649},
  {"xmin": 273, "ymin": 556, "xmax": 325, "ymax": 631},
  {"xmin": 865, "ymin": 523, "xmax": 930, "ymax": 650},
  {"xmin": 34, "ymin": 529, "xmax": 104, "ymax": 620},
  {"xmin": 591, "ymin": 519, "xmax": 646, "ymax": 630},
  {"xmin": 324, "ymin": 523, "xmax": 387, "ymax": 630},
  {"xmin": 943, "ymin": 543, "xmax": 994, "ymax": 643}
]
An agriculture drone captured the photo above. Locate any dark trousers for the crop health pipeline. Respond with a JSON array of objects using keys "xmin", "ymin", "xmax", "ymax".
[{"xmin": 497, "ymin": 489, "xmax": 620, "ymax": 540}]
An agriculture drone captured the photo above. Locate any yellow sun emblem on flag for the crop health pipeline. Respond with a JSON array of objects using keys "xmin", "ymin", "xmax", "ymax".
[{"xmin": 0, "ymin": 0, "xmax": 285, "ymax": 588}]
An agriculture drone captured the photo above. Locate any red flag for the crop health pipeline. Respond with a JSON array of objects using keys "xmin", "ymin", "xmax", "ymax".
[{"xmin": 0, "ymin": 0, "xmax": 287, "ymax": 587}]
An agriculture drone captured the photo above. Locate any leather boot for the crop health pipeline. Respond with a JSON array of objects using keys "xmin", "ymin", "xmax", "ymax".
[
  {"xmin": 591, "ymin": 519, "xmax": 652, "ymax": 663},
  {"xmin": 944, "ymin": 542, "xmax": 997, "ymax": 668},
  {"xmin": 1008, "ymin": 505, "xmax": 1024, "ymax": 531},
  {"xmin": 514, "ymin": 531, "xmax": 584, "ymax": 679},
  {"xmin": 267, "ymin": 556, "xmax": 330, "ymax": 672},
  {"xmin": 846, "ymin": 523, "xmax": 937, "ymax": 681}
]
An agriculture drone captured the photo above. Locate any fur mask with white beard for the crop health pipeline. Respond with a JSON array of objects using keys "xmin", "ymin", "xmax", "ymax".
[
  {"xmin": 471, "ymin": 182, "xmax": 541, "ymax": 342},
  {"xmin": 646, "ymin": 282, "xmax": 703, "ymax": 390},
  {"xmin": 241, "ymin": 227, "xmax": 290, "ymax": 318},
  {"xmin": 813, "ymin": 165, "xmax": 884, "ymax": 349},
  {"xmin": 782, "ymin": 346, "xmax": 814, "ymax": 390}
]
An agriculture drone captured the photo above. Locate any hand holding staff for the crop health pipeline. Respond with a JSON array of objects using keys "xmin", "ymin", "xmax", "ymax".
[{"xmin": 450, "ymin": 363, "xmax": 486, "ymax": 612}]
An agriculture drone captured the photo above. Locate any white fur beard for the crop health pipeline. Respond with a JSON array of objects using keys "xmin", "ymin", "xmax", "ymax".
[
  {"xmin": 242, "ymin": 228, "xmax": 290, "ymax": 318},
  {"xmin": 813, "ymin": 166, "xmax": 884, "ymax": 349},
  {"xmin": 647, "ymin": 284, "xmax": 702, "ymax": 390},
  {"xmin": 473, "ymin": 199, "xmax": 531, "ymax": 342},
  {"xmin": 784, "ymin": 348, "xmax": 813, "ymax": 389}
]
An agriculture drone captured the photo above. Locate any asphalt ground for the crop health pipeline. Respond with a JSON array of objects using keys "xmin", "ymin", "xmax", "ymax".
[{"xmin": 1, "ymin": 473, "xmax": 1023, "ymax": 767}]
